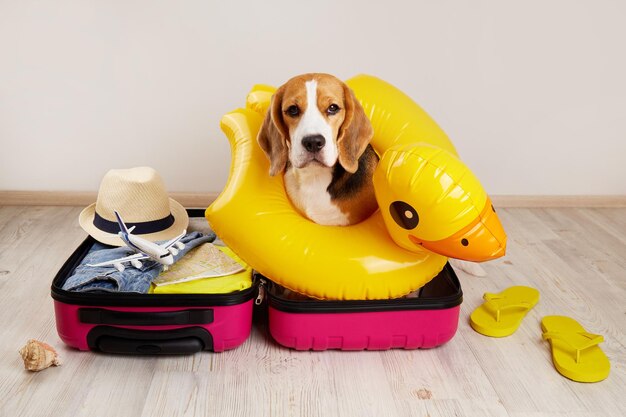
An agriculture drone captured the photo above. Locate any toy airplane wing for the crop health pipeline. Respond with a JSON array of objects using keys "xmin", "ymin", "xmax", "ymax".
[
  {"xmin": 162, "ymin": 230, "xmax": 187, "ymax": 250},
  {"xmin": 86, "ymin": 252, "xmax": 148, "ymax": 268}
]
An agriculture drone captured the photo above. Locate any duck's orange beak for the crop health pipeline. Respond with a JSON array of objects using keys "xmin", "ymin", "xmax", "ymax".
[{"xmin": 409, "ymin": 198, "xmax": 507, "ymax": 262}]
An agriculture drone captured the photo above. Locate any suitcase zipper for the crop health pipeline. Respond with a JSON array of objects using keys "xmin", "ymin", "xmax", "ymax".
[{"xmin": 255, "ymin": 278, "xmax": 267, "ymax": 305}]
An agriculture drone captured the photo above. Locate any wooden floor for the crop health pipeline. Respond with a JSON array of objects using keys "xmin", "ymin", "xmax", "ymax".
[{"xmin": 0, "ymin": 206, "xmax": 624, "ymax": 417}]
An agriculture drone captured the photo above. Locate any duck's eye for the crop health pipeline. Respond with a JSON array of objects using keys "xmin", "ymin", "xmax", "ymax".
[
  {"xmin": 389, "ymin": 201, "xmax": 419, "ymax": 230},
  {"xmin": 327, "ymin": 104, "xmax": 340, "ymax": 115},
  {"xmin": 286, "ymin": 105, "xmax": 300, "ymax": 117}
]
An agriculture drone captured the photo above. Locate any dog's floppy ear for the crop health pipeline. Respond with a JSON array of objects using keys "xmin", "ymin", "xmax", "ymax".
[
  {"xmin": 337, "ymin": 84, "xmax": 373, "ymax": 173},
  {"xmin": 257, "ymin": 86, "xmax": 289, "ymax": 176}
]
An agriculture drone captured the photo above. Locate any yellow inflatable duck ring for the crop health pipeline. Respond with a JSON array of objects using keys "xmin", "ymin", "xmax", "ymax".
[{"xmin": 206, "ymin": 75, "xmax": 506, "ymax": 300}]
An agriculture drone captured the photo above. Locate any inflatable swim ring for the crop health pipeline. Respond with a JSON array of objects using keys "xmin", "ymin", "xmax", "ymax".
[{"xmin": 206, "ymin": 75, "xmax": 506, "ymax": 300}]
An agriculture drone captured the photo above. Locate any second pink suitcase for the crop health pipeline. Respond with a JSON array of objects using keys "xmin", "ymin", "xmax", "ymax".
[{"xmin": 263, "ymin": 263, "xmax": 462, "ymax": 351}]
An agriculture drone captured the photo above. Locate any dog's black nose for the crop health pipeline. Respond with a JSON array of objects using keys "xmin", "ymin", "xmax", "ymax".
[{"xmin": 302, "ymin": 135, "xmax": 325, "ymax": 153}]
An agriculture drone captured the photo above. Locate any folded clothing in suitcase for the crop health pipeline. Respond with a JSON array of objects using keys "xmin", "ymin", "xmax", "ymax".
[
  {"xmin": 148, "ymin": 245, "xmax": 252, "ymax": 295},
  {"xmin": 262, "ymin": 263, "xmax": 462, "ymax": 351},
  {"xmin": 51, "ymin": 209, "xmax": 258, "ymax": 355}
]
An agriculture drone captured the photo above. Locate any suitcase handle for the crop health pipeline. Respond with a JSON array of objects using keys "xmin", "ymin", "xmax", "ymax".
[
  {"xmin": 79, "ymin": 308, "xmax": 214, "ymax": 326},
  {"xmin": 87, "ymin": 326, "xmax": 213, "ymax": 354},
  {"xmin": 97, "ymin": 335, "xmax": 204, "ymax": 355}
]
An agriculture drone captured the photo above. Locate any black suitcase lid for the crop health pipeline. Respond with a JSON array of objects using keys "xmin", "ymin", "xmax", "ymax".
[{"xmin": 261, "ymin": 263, "xmax": 463, "ymax": 314}]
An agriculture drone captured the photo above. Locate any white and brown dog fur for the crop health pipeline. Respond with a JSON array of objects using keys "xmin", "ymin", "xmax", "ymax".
[{"xmin": 257, "ymin": 73, "xmax": 379, "ymax": 226}]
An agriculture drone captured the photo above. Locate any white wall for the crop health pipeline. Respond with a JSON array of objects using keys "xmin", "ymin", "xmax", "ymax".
[{"xmin": 1, "ymin": 0, "xmax": 625, "ymax": 195}]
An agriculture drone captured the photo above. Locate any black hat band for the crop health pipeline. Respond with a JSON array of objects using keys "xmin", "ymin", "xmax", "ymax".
[{"xmin": 93, "ymin": 212, "xmax": 175, "ymax": 235}]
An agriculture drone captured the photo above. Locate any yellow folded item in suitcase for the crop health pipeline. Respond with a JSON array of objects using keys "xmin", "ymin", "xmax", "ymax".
[{"xmin": 149, "ymin": 246, "xmax": 252, "ymax": 294}]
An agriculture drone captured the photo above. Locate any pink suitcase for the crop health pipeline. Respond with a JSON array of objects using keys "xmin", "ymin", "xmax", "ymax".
[
  {"xmin": 263, "ymin": 263, "xmax": 462, "ymax": 351},
  {"xmin": 51, "ymin": 209, "xmax": 257, "ymax": 355}
]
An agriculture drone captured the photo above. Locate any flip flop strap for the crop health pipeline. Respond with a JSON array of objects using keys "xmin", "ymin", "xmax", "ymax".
[
  {"xmin": 483, "ymin": 293, "xmax": 532, "ymax": 323},
  {"xmin": 542, "ymin": 331, "xmax": 604, "ymax": 363}
]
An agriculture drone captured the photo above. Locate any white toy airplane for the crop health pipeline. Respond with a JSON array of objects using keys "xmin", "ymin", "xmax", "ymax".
[{"xmin": 87, "ymin": 211, "xmax": 186, "ymax": 272}]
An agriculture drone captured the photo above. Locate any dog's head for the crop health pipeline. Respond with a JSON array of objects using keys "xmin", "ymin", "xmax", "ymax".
[{"xmin": 257, "ymin": 73, "xmax": 373, "ymax": 176}]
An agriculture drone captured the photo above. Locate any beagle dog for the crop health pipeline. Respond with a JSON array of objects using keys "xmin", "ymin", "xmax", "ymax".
[{"xmin": 257, "ymin": 73, "xmax": 379, "ymax": 226}]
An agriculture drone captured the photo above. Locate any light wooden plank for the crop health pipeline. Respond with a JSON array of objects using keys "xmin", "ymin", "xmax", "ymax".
[{"xmin": 379, "ymin": 342, "xmax": 510, "ymax": 417}]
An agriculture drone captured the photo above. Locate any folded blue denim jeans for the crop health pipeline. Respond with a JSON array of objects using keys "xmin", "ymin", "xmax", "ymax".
[{"xmin": 62, "ymin": 231, "xmax": 216, "ymax": 293}]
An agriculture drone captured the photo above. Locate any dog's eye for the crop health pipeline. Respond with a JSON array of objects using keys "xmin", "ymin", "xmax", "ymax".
[
  {"xmin": 285, "ymin": 105, "xmax": 300, "ymax": 117},
  {"xmin": 327, "ymin": 104, "xmax": 340, "ymax": 115},
  {"xmin": 389, "ymin": 201, "xmax": 419, "ymax": 230}
]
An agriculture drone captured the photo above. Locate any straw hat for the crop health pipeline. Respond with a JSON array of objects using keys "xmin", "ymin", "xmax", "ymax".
[{"xmin": 79, "ymin": 167, "xmax": 189, "ymax": 246}]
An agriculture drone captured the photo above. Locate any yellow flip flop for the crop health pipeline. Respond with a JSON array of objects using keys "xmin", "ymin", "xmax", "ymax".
[
  {"xmin": 470, "ymin": 286, "xmax": 540, "ymax": 337},
  {"xmin": 541, "ymin": 316, "xmax": 610, "ymax": 383}
]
